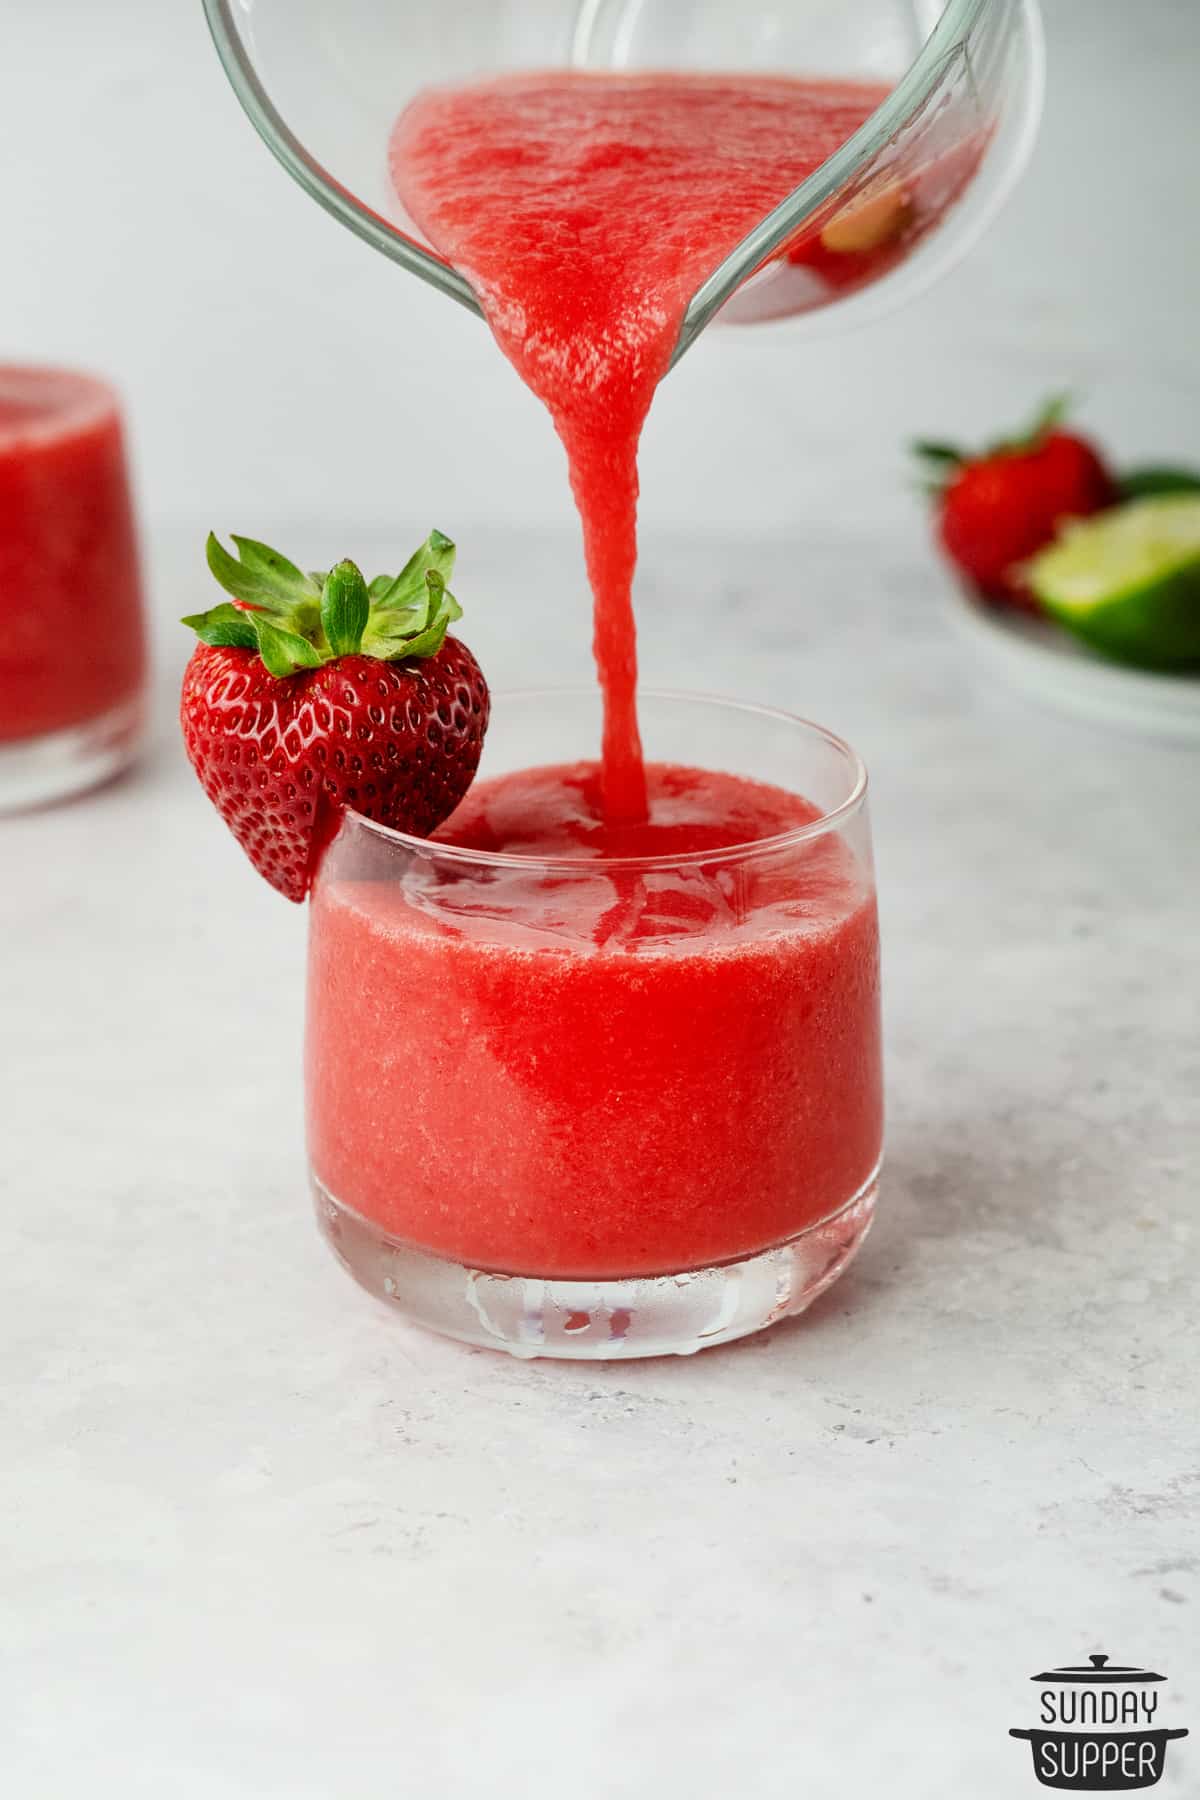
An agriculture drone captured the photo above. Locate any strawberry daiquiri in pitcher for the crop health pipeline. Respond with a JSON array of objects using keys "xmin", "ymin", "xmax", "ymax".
[{"xmin": 180, "ymin": 69, "xmax": 888, "ymax": 1357}]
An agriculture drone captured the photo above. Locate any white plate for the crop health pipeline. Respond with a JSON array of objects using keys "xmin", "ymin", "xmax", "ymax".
[{"xmin": 944, "ymin": 581, "xmax": 1200, "ymax": 742}]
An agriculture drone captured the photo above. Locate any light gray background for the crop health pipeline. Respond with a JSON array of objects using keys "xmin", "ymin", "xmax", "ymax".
[{"xmin": 3, "ymin": 3, "xmax": 1199, "ymax": 1797}]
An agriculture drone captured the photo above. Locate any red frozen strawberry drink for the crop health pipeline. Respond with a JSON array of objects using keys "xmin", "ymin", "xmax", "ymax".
[
  {"xmin": 0, "ymin": 366, "xmax": 147, "ymax": 808},
  {"xmin": 182, "ymin": 63, "xmax": 894, "ymax": 1358},
  {"xmin": 307, "ymin": 692, "xmax": 882, "ymax": 1357}
]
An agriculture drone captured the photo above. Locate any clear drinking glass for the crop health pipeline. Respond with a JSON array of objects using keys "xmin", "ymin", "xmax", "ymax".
[
  {"xmin": 202, "ymin": 0, "xmax": 1044, "ymax": 360},
  {"xmin": 307, "ymin": 690, "xmax": 881, "ymax": 1359},
  {"xmin": 0, "ymin": 367, "xmax": 148, "ymax": 811}
]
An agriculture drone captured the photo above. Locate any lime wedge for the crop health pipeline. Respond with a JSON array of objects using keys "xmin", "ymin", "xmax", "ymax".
[{"xmin": 1029, "ymin": 497, "xmax": 1200, "ymax": 670}]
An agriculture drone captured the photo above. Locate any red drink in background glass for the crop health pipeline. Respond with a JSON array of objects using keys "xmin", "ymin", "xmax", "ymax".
[{"xmin": 0, "ymin": 366, "xmax": 147, "ymax": 807}]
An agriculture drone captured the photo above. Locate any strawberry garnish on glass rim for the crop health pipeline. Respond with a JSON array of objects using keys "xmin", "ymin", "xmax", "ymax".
[
  {"xmin": 180, "ymin": 529, "xmax": 489, "ymax": 901},
  {"xmin": 915, "ymin": 394, "xmax": 1118, "ymax": 612}
]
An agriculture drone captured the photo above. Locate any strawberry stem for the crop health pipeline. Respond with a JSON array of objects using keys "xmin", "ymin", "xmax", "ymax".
[
  {"xmin": 321, "ymin": 561, "xmax": 370, "ymax": 658},
  {"xmin": 185, "ymin": 531, "xmax": 464, "ymax": 675},
  {"xmin": 1023, "ymin": 390, "xmax": 1072, "ymax": 443},
  {"xmin": 986, "ymin": 391, "xmax": 1075, "ymax": 458}
]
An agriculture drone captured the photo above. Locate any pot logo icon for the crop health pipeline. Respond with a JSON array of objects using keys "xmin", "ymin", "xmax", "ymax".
[{"xmin": 1010, "ymin": 1654, "xmax": 1188, "ymax": 1791}]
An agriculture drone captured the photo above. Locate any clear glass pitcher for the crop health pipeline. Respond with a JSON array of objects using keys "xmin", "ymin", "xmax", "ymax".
[{"xmin": 202, "ymin": 0, "xmax": 1044, "ymax": 364}]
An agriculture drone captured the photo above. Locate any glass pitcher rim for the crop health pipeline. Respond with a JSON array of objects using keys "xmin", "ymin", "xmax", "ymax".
[{"xmin": 200, "ymin": 0, "xmax": 1029, "ymax": 362}]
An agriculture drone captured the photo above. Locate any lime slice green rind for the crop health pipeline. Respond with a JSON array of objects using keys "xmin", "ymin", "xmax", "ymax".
[{"xmin": 1029, "ymin": 497, "xmax": 1200, "ymax": 672}]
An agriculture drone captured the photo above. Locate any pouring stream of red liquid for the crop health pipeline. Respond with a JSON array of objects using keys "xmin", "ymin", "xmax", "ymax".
[{"xmin": 390, "ymin": 72, "xmax": 888, "ymax": 821}]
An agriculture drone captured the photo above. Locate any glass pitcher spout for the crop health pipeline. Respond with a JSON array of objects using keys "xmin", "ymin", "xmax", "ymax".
[{"xmin": 202, "ymin": 0, "xmax": 1044, "ymax": 366}]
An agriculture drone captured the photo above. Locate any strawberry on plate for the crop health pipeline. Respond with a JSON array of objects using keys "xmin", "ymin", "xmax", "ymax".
[
  {"xmin": 180, "ymin": 529, "xmax": 489, "ymax": 901},
  {"xmin": 916, "ymin": 397, "xmax": 1118, "ymax": 611}
]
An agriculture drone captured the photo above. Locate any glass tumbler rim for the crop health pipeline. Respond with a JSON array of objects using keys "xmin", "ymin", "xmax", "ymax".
[{"xmin": 342, "ymin": 685, "xmax": 869, "ymax": 875}]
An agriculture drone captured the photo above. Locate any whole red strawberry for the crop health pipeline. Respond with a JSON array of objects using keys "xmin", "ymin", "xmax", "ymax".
[
  {"xmin": 180, "ymin": 530, "xmax": 489, "ymax": 900},
  {"xmin": 916, "ymin": 398, "xmax": 1118, "ymax": 610}
]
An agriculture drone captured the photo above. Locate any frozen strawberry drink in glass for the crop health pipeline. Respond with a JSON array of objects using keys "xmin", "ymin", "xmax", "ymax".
[
  {"xmin": 298, "ymin": 77, "xmax": 888, "ymax": 1355},
  {"xmin": 0, "ymin": 366, "xmax": 147, "ymax": 809},
  {"xmin": 181, "ymin": 61, "xmax": 898, "ymax": 1357},
  {"xmin": 307, "ymin": 690, "xmax": 882, "ymax": 1358}
]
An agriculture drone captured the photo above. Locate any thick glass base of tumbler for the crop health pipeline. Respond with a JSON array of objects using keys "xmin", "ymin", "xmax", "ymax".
[
  {"xmin": 0, "ymin": 696, "xmax": 145, "ymax": 814},
  {"xmin": 313, "ymin": 1170, "xmax": 879, "ymax": 1360}
]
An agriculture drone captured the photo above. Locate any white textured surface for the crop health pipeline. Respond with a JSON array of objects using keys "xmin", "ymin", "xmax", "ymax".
[{"xmin": 4, "ymin": 525, "xmax": 1198, "ymax": 1797}]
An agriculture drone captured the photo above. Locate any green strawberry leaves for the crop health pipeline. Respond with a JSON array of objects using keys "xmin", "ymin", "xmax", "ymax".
[
  {"xmin": 361, "ymin": 567, "xmax": 462, "ymax": 661},
  {"xmin": 914, "ymin": 394, "xmax": 1076, "ymax": 494},
  {"xmin": 205, "ymin": 532, "xmax": 319, "ymax": 616},
  {"xmin": 374, "ymin": 528, "xmax": 457, "ymax": 612},
  {"xmin": 254, "ymin": 619, "xmax": 325, "ymax": 678},
  {"xmin": 1005, "ymin": 391, "xmax": 1071, "ymax": 454},
  {"xmin": 912, "ymin": 440, "xmax": 965, "ymax": 496},
  {"xmin": 180, "ymin": 601, "xmax": 260, "ymax": 652},
  {"xmin": 184, "ymin": 531, "xmax": 464, "ymax": 676},
  {"xmin": 229, "ymin": 536, "xmax": 317, "ymax": 599},
  {"xmin": 1119, "ymin": 465, "xmax": 1200, "ymax": 500}
]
